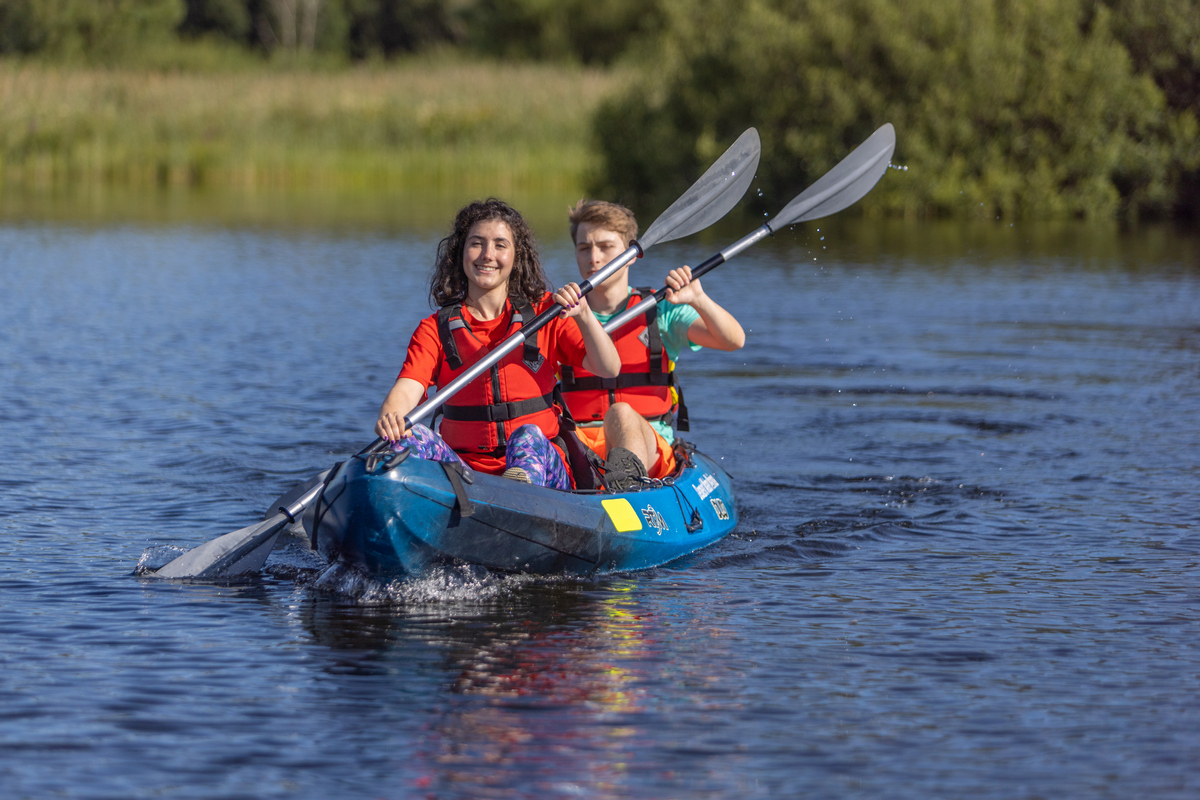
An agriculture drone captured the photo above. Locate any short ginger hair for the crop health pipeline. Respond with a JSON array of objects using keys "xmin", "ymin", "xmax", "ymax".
[{"xmin": 568, "ymin": 199, "xmax": 638, "ymax": 247}]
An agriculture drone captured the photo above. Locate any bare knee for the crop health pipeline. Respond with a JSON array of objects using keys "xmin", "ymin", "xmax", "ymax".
[
  {"xmin": 603, "ymin": 403, "xmax": 656, "ymax": 466},
  {"xmin": 604, "ymin": 403, "xmax": 642, "ymax": 429}
]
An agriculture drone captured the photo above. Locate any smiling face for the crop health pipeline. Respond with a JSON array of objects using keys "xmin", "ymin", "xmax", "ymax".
[
  {"xmin": 574, "ymin": 222, "xmax": 630, "ymax": 287},
  {"xmin": 463, "ymin": 218, "xmax": 515, "ymax": 296}
]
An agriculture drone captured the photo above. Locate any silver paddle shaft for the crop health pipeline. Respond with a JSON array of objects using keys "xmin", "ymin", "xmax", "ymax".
[
  {"xmin": 602, "ymin": 224, "xmax": 773, "ymax": 334},
  {"xmin": 404, "ymin": 242, "xmax": 644, "ymax": 429},
  {"xmin": 283, "ymin": 481, "xmax": 325, "ymax": 522},
  {"xmin": 603, "ymin": 125, "xmax": 895, "ymax": 334}
]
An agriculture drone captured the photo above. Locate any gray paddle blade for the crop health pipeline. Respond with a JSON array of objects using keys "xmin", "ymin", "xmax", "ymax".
[
  {"xmin": 152, "ymin": 514, "xmax": 288, "ymax": 579},
  {"xmin": 640, "ymin": 128, "xmax": 761, "ymax": 249},
  {"xmin": 769, "ymin": 123, "xmax": 895, "ymax": 229}
]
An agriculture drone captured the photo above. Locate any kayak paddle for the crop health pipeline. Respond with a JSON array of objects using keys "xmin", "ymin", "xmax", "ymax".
[
  {"xmin": 150, "ymin": 128, "xmax": 761, "ymax": 580},
  {"xmin": 602, "ymin": 123, "xmax": 896, "ymax": 334}
]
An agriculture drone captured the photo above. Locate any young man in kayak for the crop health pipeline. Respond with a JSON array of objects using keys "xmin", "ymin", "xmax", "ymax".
[
  {"xmin": 375, "ymin": 198, "xmax": 620, "ymax": 489},
  {"xmin": 562, "ymin": 200, "xmax": 745, "ymax": 491}
]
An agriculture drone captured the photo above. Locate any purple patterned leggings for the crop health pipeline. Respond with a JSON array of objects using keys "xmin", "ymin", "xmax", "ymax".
[{"xmin": 394, "ymin": 424, "xmax": 572, "ymax": 491}]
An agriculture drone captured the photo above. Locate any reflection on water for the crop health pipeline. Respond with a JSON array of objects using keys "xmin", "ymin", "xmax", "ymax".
[
  {"xmin": 0, "ymin": 199, "xmax": 1198, "ymax": 798},
  {"xmin": 0, "ymin": 183, "xmax": 591, "ymax": 243},
  {"xmin": 294, "ymin": 575, "xmax": 749, "ymax": 798}
]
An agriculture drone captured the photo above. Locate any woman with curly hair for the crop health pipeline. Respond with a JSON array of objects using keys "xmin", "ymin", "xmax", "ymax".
[{"xmin": 375, "ymin": 199, "xmax": 620, "ymax": 489}]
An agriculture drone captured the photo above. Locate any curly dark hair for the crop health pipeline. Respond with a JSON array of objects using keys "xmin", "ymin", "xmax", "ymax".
[{"xmin": 429, "ymin": 198, "xmax": 548, "ymax": 308}]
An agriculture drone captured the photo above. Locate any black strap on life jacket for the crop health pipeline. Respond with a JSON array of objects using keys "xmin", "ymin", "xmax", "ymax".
[
  {"xmin": 436, "ymin": 297, "xmax": 549, "ymax": 450},
  {"xmin": 673, "ymin": 382, "xmax": 690, "ymax": 432},
  {"xmin": 436, "ymin": 297, "xmax": 542, "ymax": 372},
  {"xmin": 560, "ymin": 288, "xmax": 690, "ymax": 430},
  {"xmin": 511, "ymin": 297, "xmax": 544, "ymax": 373},
  {"xmin": 561, "ymin": 288, "xmax": 667, "ymax": 393},
  {"xmin": 440, "ymin": 391, "xmax": 557, "ymax": 423},
  {"xmin": 436, "ymin": 304, "xmax": 468, "ymax": 371}
]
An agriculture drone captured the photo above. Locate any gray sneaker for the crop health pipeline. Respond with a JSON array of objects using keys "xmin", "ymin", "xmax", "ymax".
[{"xmin": 603, "ymin": 447, "xmax": 648, "ymax": 493}]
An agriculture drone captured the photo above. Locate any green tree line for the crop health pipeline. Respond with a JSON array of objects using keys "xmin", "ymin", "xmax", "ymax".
[
  {"xmin": 0, "ymin": 1, "xmax": 661, "ymax": 62},
  {"xmin": 592, "ymin": 0, "xmax": 1200, "ymax": 220},
  {"xmin": 1, "ymin": 0, "xmax": 1196, "ymax": 219}
]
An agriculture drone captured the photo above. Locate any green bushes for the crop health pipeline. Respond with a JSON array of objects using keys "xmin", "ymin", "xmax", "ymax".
[
  {"xmin": 0, "ymin": 0, "xmax": 185, "ymax": 59},
  {"xmin": 590, "ymin": 0, "xmax": 1200, "ymax": 220},
  {"xmin": 1103, "ymin": 0, "xmax": 1200, "ymax": 217},
  {"xmin": 465, "ymin": 0, "xmax": 663, "ymax": 64},
  {"xmin": 2, "ymin": 1, "xmax": 664, "ymax": 62}
]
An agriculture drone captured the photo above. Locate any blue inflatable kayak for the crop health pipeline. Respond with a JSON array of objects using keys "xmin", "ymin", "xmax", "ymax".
[{"xmin": 305, "ymin": 442, "xmax": 737, "ymax": 578}]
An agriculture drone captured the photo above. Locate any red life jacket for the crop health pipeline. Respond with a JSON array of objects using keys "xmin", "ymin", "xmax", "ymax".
[
  {"xmin": 434, "ymin": 295, "xmax": 564, "ymax": 459},
  {"xmin": 559, "ymin": 288, "xmax": 689, "ymax": 431}
]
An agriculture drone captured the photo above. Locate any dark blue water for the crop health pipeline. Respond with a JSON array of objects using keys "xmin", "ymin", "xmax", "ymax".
[{"xmin": 1, "ymin": 215, "xmax": 1197, "ymax": 798}]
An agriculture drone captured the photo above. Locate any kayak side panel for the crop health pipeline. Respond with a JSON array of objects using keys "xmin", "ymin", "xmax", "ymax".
[
  {"xmin": 314, "ymin": 449, "xmax": 736, "ymax": 578},
  {"xmin": 379, "ymin": 462, "xmax": 612, "ymax": 574}
]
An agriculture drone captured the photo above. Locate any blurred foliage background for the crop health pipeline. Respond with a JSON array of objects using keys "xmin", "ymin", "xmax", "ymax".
[{"xmin": 0, "ymin": 0, "xmax": 1196, "ymax": 220}]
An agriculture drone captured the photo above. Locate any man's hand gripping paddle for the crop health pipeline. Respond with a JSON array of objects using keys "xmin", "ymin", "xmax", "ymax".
[{"xmin": 602, "ymin": 123, "xmax": 896, "ymax": 334}]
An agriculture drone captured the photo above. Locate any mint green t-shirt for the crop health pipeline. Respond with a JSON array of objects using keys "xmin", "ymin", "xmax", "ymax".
[{"xmin": 591, "ymin": 289, "xmax": 702, "ymax": 439}]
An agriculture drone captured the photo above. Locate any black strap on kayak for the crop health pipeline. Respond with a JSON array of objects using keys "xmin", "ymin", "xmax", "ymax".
[
  {"xmin": 308, "ymin": 462, "xmax": 343, "ymax": 552},
  {"xmin": 441, "ymin": 461, "xmax": 475, "ymax": 519},
  {"xmin": 671, "ymin": 438, "xmax": 696, "ymax": 470},
  {"xmin": 553, "ymin": 429, "xmax": 605, "ymax": 492}
]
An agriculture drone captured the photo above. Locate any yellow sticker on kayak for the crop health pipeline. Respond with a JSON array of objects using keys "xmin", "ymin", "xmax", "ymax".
[{"xmin": 602, "ymin": 498, "xmax": 643, "ymax": 532}]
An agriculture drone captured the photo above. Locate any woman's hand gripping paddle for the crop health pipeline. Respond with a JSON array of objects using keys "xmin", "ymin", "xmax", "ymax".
[
  {"xmin": 150, "ymin": 129, "xmax": 762, "ymax": 580},
  {"xmin": 602, "ymin": 123, "xmax": 896, "ymax": 334}
]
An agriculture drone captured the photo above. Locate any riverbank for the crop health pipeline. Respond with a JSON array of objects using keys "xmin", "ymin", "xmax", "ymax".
[{"xmin": 0, "ymin": 56, "xmax": 628, "ymax": 195}]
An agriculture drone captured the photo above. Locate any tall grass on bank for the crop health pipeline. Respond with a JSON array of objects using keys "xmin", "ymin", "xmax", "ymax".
[{"xmin": 0, "ymin": 57, "xmax": 630, "ymax": 194}]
